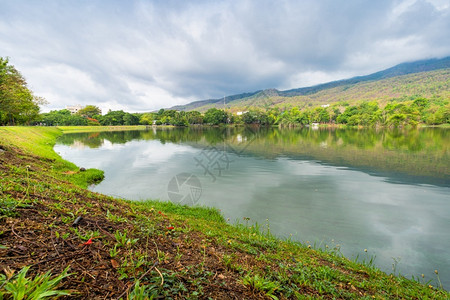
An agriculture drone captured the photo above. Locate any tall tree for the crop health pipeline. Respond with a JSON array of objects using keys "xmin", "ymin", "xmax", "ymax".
[
  {"xmin": 0, "ymin": 57, "xmax": 46, "ymax": 125},
  {"xmin": 204, "ymin": 108, "xmax": 228, "ymax": 125},
  {"xmin": 77, "ymin": 105, "xmax": 101, "ymax": 118}
]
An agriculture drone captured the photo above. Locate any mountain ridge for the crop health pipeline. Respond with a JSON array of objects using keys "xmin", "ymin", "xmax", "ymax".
[{"xmin": 168, "ymin": 56, "xmax": 450, "ymax": 111}]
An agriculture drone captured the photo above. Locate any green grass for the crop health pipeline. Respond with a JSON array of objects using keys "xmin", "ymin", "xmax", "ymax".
[
  {"xmin": 0, "ymin": 126, "xmax": 104, "ymax": 188},
  {"xmin": 0, "ymin": 126, "xmax": 449, "ymax": 299},
  {"xmin": 0, "ymin": 126, "xmax": 62, "ymax": 159}
]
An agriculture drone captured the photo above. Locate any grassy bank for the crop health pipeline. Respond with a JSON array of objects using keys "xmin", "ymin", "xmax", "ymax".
[
  {"xmin": 0, "ymin": 127, "xmax": 103, "ymax": 188},
  {"xmin": 0, "ymin": 126, "xmax": 448, "ymax": 299}
]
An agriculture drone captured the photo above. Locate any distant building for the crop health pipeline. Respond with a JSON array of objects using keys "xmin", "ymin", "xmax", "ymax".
[
  {"xmin": 66, "ymin": 105, "xmax": 83, "ymax": 114},
  {"xmin": 236, "ymin": 111, "xmax": 248, "ymax": 116},
  {"xmin": 321, "ymin": 104, "xmax": 330, "ymax": 108}
]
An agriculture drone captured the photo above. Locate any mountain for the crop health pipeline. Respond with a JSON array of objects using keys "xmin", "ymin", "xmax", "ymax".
[
  {"xmin": 280, "ymin": 56, "xmax": 450, "ymax": 97},
  {"xmin": 168, "ymin": 56, "xmax": 450, "ymax": 112},
  {"xmin": 169, "ymin": 91, "xmax": 261, "ymax": 111}
]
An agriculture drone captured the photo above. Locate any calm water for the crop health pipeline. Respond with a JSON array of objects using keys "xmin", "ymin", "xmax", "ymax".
[{"xmin": 55, "ymin": 127, "xmax": 450, "ymax": 288}]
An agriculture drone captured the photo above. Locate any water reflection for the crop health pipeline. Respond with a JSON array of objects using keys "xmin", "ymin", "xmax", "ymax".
[
  {"xmin": 57, "ymin": 127, "xmax": 449, "ymax": 185},
  {"xmin": 55, "ymin": 127, "xmax": 450, "ymax": 288}
]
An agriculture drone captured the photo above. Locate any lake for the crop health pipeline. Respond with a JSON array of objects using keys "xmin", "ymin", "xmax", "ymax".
[{"xmin": 55, "ymin": 126, "xmax": 450, "ymax": 289}]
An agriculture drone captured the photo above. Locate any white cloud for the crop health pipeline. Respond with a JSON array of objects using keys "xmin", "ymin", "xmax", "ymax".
[{"xmin": 0, "ymin": 0, "xmax": 448, "ymax": 112}]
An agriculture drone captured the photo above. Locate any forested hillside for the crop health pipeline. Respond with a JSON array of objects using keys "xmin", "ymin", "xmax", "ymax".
[
  {"xmin": 171, "ymin": 56, "xmax": 450, "ymax": 112},
  {"xmin": 181, "ymin": 69, "xmax": 449, "ymax": 112}
]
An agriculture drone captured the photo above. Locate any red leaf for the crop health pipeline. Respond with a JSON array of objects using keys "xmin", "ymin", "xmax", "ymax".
[
  {"xmin": 111, "ymin": 259, "xmax": 119, "ymax": 268},
  {"xmin": 83, "ymin": 238, "xmax": 93, "ymax": 245},
  {"xmin": 167, "ymin": 226, "xmax": 174, "ymax": 230}
]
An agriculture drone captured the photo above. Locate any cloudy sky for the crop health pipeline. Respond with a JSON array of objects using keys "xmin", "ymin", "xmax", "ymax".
[{"xmin": 1, "ymin": 0, "xmax": 449, "ymax": 113}]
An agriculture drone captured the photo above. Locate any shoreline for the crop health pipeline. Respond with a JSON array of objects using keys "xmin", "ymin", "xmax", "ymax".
[{"xmin": 0, "ymin": 126, "xmax": 448, "ymax": 298}]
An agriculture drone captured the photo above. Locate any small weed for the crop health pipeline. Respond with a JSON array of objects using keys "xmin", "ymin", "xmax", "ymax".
[
  {"xmin": 222, "ymin": 254, "xmax": 245, "ymax": 273},
  {"xmin": 106, "ymin": 209, "xmax": 128, "ymax": 223},
  {"xmin": 114, "ymin": 230, "xmax": 139, "ymax": 247},
  {"xmin": 71, "ymin": 227, "xmax": 100, "ymax": 241},
  {"xmin": 392, "ymin": 257, "xmax": 401, "ymax": 275},
  {"xmin": 128, "ymin": 280, "xmax": 158, "ymax": 299},
  {"xmin": 175, "ymin": 246, "xmax": 182, "ymax": 261},
  {"xmin": 156, "ymin": 250, "xmax": 168, "ymax": 263},
  {"xmin": 74, "ymin": 207, "xmax": 87, "ymax": 216},
  {"xmin": 49, "ymin": 202, "xmax": 65, "ymax": 211},
  {"xmin": 434, "ymin": 270, "xmax": 443, "ymax": 290},
  {"xmin": 241, "ymin": 273, "xmax": 279, "ymax": 299},
  {"xmin": 0, "ymin": 266, "xmax": 71, "ymax": 299},
  {"xmin": 24, "ymin": 165, "xmax": 31, "ymax": 200},
  {"xmin": 0, "ymin": 195, "xmax": 20, "ymax": 217},
  {"xmin": 222, "ymin": 254, "xmax": 233, "ymax": 268},
  {"xmin": 60, "ymin": 212, "xmax": 74, "ymax": 224},
  {"xmin": 109, "ymin": 244, "xmax": 120, "ymax": 258}
]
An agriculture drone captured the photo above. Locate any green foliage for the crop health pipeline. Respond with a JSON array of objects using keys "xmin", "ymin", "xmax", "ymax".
[
  {"xmin": 203, "ymin": 108, "xmax": 228, "ymax": 125},
  {"xmin": 0, "ymin": 57, "xmax": 46, "ymax": 125},
  {"xmin": 241, "ymin": 273, "xmax": 279, "ymax": 299},
  {"xmin": 76, "ymin": 105, "xmax": 101, "ymax": 118},
  {"xmin": 133, "ymin": 200, "xmax": 225, "ymax": 223},
  {"xmin": 66, "ymin": 168, "xmax": 104, "ymax": 188},
  {"xmin": 242, "ymin": 109, "xmax": 277, "ymax": 125},
  {"xmin": 40, "ymin": 110, "xmax": 88, "ymax": 126},
  {"xmin": 123, "ymin": 113, "xmax": 140, "ymax": 125},
  {"xmin": 35, "ymin": 95, "xmax": 449, "ymax": 129},
  {"xmin": 114, "ymin": 230, "xmax": 139, "ymax": 247},
  {"xmin": 0, "ymin": 266, "xmax": 71, "ymax": 299},
  {"xmin": 179, "ymin": 68, "xmax": 450, "ymax": 113},
  {"xmin": 186, "ymin": 110, "xmax": 203, "ymax": 124},
  {"xmin": 40, "ymin": 108, "xmax": 142, "ymax": 127},
  {"xmin": 335, "ymin": 101, "xmax": 381, "ymax": 126},
  {"xmin": 139, "ymin": 112, "xmax": 155, "ymax": 125},
  {"xmin": 424, "ymin": 103, "xmax": 450, "ymax": 125},
  {"xmin": 276, "ymin": 97, "xmax": 448, "ymax": 127},
  {"xmin": 100, "ymin": 110, "xmax": 125, "ymax": 125},
  {"xmin": 128, "ymin": 280, "xmax": 158, "ymax": 299}
]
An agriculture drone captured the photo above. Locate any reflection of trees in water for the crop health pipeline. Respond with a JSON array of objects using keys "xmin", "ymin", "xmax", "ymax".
[
  {"xmin": 57, "ymin": 127, "xmax": 449, "ymax": 180},
  {"xmin": 225, "ymin": 127, "xmax": 449, "ymax": 181},
  {"xmin": 334, "ymin": 129, "xmax": 380, "ymax": 149},
  {"xmin": 58, "ymin": 131, "xmax": 144, "ymax": 148},
  {"xmin": 382, "ymin": 128, "xmax": 448, "ymax": 152},
  {"xmin": 58, "ymin": 127, "xmax": 449, "ymax": 155},
  {"xmin": 57, "ymin": 133, "xmax": 103, "ymax": 148},
  {"xmin": 58, "ymin": 128, "xmax": 204, "ymax": 148},
  {"xmin": 58, "ymin": 127, "xmax": 449, "ymax": 154},
  {"xmin": 382, "ymin": 129, "xmax": 424, "ymax": 152}
]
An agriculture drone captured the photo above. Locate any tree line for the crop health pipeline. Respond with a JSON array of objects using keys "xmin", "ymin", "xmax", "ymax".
[
  {"xmin": 276, "ymin": 98, "xmax": 449, "ymax": 127},
  {"xmin": 40, "ymin": 97, "xmax": 448, "ymax": 128},
  {"xmin": 1, "ymin": 57, "xmax": 448, "ymax": 127},
  {"xmin": 39, "ymin": 107, "xmax": 142, "ymax": 126}
]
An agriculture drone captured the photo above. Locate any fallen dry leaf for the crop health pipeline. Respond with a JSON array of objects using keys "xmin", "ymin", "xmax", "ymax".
[{"xmin": 111, "ymin": 259, "xmax": 119, "ymax": 269}]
